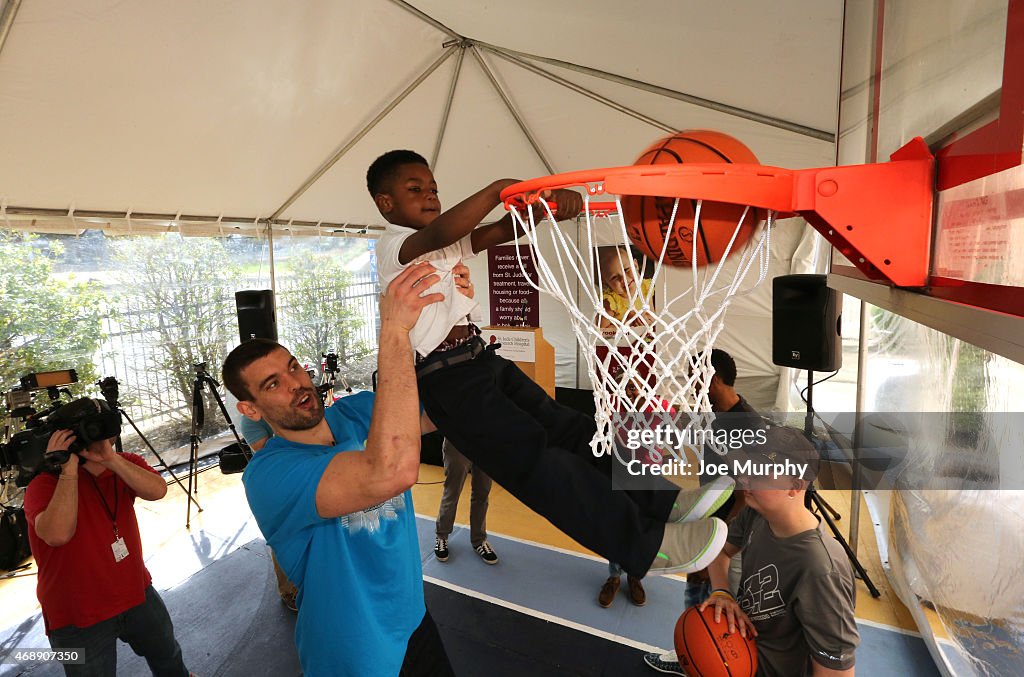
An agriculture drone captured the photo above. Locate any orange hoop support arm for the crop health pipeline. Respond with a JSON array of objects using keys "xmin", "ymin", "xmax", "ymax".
[
  {"xmin": 501, "ymin": 137, "xmax": 935, "ymax": 287},
  {"xmin": 791, "ymin": 137, "xmax": 934, "ymax": 287}
]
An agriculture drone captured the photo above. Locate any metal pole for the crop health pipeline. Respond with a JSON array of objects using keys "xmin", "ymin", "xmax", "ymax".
[
  {"xmin": 269, "ymin": 48, "xmax": 457, "ymax": 221},
  {"xmin": 469, "ymin": 46, "xmax": 555, "ymax": 175},
  {"xmin": 480, "ymin": 44, "xmax": 677, "ymax": 134},
  {"xmin": 385, "ymin": 0, "xmax": 461, "ymax": 41},
  {"xmin": 0, "ymin": 0, "xmax": 22, "ymax": 60},
  {"xmin": 849, "ymin": 300, "xmax": 869, "ymax": 556},
  {"xmin": 474, "ymin": 40, "xmax": 835, "ymax": 143},
  {"xmin": 432, "ymin": 44, "xmax": 467, "ymax": 168},
  {"xmin": 266, "ymin": 220, "xmax": 276, "ymax": 300}
]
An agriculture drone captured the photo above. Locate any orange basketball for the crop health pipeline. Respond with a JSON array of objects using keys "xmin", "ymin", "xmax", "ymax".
[
  {"xmin": 674, "ymin": 605, "xmax": 758, "ymax": 677},
  {"xmin": 622, "ymin": 130, "xmax": 762, "ymax": 266}
]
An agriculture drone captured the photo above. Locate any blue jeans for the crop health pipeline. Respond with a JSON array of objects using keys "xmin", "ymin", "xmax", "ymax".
[
  {"xmin": 48, "ymin": 585, "xmax": 188, "ymax": 677},
  {"xmin": 684, "ymin": 579, "xmax": 711, "ymax": 609}
]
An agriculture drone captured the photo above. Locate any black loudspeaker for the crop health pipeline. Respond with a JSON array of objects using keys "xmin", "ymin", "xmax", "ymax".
[
  {"xmin": 772, "ymin": 274, "xmax": 842, "ymax": 371},
  {"xmin": 235, "ymin": 290, "xmax": 277, "ymax": 342}
]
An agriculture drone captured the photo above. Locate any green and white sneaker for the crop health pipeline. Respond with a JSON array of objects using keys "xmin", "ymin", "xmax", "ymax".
[
  {"xmin": 648, "ymin": 517, "xmax": 727, "ymax": 575},
  {"xmin": 667, "ymin": 476, "xmax": 735, "ymax": 523}
]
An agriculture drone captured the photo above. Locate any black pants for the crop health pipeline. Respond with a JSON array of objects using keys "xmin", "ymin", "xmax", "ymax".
[
  {"xmin": 48, "ymin": 585, "xmax": 188, "ymax": 677},
  {"xmin": 419, "ymin": 349, "xmax": 675, "ymax": 578},
  {"xmin": 399, "ymin": 611, "xmax": 454, "ymax": 676}
]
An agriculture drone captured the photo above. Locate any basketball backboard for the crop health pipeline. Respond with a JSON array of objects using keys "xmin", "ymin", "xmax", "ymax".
[{"xmin": 830, "ymin": 0, "xmax": 1023, "ymax": 338}]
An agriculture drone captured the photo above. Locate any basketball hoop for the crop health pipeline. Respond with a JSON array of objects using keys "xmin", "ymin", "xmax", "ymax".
[
  {"xmin": 501, "ymin": 166, "xmax": 777, "ymax": 463},
  {"xmin": 500, "ymin": 143, "xmax": 934, "ymax": 462}
]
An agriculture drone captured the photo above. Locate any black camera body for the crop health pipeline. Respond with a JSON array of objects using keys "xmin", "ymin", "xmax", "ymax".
[{"xmin": 1, "ymin": 398, "xmax": 121, "ymax": 485}]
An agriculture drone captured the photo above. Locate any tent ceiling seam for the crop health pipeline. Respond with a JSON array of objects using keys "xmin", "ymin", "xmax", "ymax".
[
  {"xmin": 432, "ymin": 43, "xmax": 468, "ymax": 168},
  {"xmin": 473, "ymin": 40, "xmax": 835, "ymax": 143},
  {"xmin": 470, "ymin": 46, "xmax": 555, "ymax": 175},
  {"xmin": 0, "ymin": 0, "xmax": 21, "ymax": 59},
  {"xmin": 268, "ymin": 47, "xmax": 457, "ymax": 221},
  {"xmin": 479, "ymin": 43, "xmax": 677, "ymax": 135},
  {"xmin": 386, "ymin": 0, "xmax": 462, "ymax": 41}
]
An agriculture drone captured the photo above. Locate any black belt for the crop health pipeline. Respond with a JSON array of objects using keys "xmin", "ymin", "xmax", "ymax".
[{"xmin": 416, "ymin": 336, "xmax": 487, "ymax": 380}]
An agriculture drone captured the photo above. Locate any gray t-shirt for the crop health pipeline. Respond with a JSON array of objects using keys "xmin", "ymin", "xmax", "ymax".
[{"xmin": 727, "ymin": 507, "xmax": 859, "ymax": 676}]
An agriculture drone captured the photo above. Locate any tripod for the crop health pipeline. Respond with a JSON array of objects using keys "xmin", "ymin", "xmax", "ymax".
[
  {"xmin": 802, "ymin": 370, "xmax": 881, "ymax": 598},
  {"xmin": 318, "ymin": 352, "xmax": 352, "ymax": 405},
  {"xmin": 186, "ymin": 363, "xmax": 251, "ymax": 529},
  {"xmin": 97, "ymin": 377, "xmax": 201, "ymax": 513}
]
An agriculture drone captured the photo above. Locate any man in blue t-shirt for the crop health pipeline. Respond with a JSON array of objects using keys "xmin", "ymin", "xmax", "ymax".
[{"xmin": 222, "ymin": 261, "xmax": 455, "ymax": 677}]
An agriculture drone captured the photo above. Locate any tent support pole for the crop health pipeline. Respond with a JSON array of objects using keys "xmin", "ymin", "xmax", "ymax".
[
  {"xmin": 470, "ymin": 46, "xmax": 555, "ymax": 175},
  {"xmin": 479, "ymin": 43, "xmax": 677, "ymax": 135},
  {"xmin": 432, "ymin": 43, "xmax": 467, "ymax": 169},
  {"xmin": 266, "ymin": 220, "xmax": 276, "ymax": 295},
  {"xmin": 386, "ymin": 0, "xmax": 461, "ymax": 41},
  {"xmin": 476, "ymin": 40, "xmax": 835, "ymax": 143},
  {"xmin": 0, "ymin": 0, "xmax": 21, "ymax": 60},
  {"xmin": 269, "ymin": 47, "xmax": 457, "ymax": 221}
]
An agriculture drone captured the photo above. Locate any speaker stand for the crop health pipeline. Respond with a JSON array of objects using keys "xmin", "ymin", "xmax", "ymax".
[{"xmin": 803, "ymin": 370, "xmax": 881, "ymax": 598}]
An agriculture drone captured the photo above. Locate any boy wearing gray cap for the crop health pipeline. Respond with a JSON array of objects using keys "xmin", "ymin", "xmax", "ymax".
[{"xmin": 699, "ymin": 426, "xmax": 860, "ymax": 677}]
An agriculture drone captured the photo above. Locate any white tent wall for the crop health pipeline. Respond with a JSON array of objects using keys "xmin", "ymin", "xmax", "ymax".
[{"xmin": 0, "ymin": 0, "xmax": 841, "ymax": 393}]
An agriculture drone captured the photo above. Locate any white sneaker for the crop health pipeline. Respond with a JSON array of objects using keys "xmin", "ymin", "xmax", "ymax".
[
  {"xmin": 647, "ymin": 517, "xmax": 727, "ymax": 575},
  {"xmin": 667, "ymin": 476, "xmax": 735, "ymax": 523}
]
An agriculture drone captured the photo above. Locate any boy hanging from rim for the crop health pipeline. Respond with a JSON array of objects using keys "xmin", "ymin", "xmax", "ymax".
[{"xmin": 368, "ymin": 149, "xmax": 735, "ymax": 578}]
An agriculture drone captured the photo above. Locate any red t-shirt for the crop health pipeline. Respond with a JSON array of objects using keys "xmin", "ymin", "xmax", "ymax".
[{"xmin": 23, "ymin": 453, "xmax": 156, "ymax": 633}]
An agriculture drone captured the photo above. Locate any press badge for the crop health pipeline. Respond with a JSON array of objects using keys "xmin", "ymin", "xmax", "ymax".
[{"xmin": 111, "ymin": 536, "xmax": 129, "ymax": 562}]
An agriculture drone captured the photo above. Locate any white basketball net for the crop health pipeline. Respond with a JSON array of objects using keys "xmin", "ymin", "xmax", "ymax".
[{"xmin": 505, "ymin": 190, "xmax": 776, "ymax": 463}]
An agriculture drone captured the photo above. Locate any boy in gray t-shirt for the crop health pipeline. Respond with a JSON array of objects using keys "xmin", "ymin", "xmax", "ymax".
[{"xmin": 700, "ymin": 426, "xmax": 859, "ymax": 677}]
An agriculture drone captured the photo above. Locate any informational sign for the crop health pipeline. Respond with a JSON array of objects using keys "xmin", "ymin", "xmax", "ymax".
[
  {"xmin": 488, "ymin": 245, "xmax": 539, "ymax": 326},
  {"xmin": 933, "ymin": 174, "xmax": 1024, "ymax": 286},
  {"xmin": 483, "ymin": 328, "xmax": 536, "ymax": 362}
]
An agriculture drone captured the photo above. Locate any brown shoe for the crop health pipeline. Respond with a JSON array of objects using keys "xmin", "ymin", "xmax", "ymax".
[
  {"xmin": 627, "ymin": 575, "xmax": 646, "ymax": 606},
  {"xmin": 598, "ymin": 576, "xmax": 621, "ymax": 608}
]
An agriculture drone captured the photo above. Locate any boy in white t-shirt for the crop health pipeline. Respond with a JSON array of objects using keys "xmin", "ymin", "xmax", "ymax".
[{"xmin": 368, "ymin": 150, "xmax": 734, "ymax": 578}]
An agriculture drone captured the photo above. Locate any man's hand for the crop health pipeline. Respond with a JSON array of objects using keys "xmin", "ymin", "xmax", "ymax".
[
  {"xmin": 380, "ymin": 262, "xmax": 443, "ymax": 332},
  {"xmin": 46, "ymin": 430, "xmax": 79, "ymax": 472},
  {"xmin": 453, "ymin": 261, "xmax": 474, "ymax": 299},
  {"xmin": 698, "ymin": 594, "xmax": 758, "ymax": 639}
]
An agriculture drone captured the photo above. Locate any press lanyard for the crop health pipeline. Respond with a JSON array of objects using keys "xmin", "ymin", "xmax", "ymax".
[{"xmin": 86, "ymin": 473, "xmax": 120, "ymax": 537}]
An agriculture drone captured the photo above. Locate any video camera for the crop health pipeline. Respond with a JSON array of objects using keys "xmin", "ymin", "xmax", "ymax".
[{"xmin": 1, "ymin": 371, "xmax": 121, "ymax": 486}]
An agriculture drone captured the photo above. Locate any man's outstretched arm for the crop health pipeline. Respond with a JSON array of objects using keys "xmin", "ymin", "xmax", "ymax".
[{"xmin": 315, "ymin": 262, "xmax": 442, "ymax": 518}]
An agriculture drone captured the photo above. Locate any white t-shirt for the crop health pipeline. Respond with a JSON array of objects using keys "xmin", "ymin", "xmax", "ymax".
[{"xmin": 375, "ymin": 224, "xmax": 480, "ymax": 356}]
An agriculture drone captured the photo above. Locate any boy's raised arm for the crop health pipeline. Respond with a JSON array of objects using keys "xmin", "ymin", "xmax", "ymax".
[
  {"xmin": 469, "ymin": 188, "xmax": 584, "ymax": 254},
  {"xmin": 398, "ymin": 180, "xmax": 517, "ymax": 264},
  {"xmin": 399, "ymin": 181, "xmax": 584, "ymax": 262}
]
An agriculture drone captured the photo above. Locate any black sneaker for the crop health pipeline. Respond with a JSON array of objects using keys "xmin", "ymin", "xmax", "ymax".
[
  {"xmin": 643, "ymin": 651, "xmax": 686, "ymax": 675},
  {"xmin": 435, "ymin": 536, "xmax": 449, "ymax": 562},
  {"xmin": 474, "ymin": 541, "xmax": 498, "ymax": 564}
]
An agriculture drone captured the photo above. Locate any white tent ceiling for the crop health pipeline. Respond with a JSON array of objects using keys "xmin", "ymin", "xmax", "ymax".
[{"xmin": 0, "ymin": 0, "xmax": 842, "ymax": 230}]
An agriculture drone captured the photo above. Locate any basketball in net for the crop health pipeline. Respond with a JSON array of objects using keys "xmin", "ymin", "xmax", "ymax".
[
  {"xmin": 622, "ymin": 130, "xmax": 763, "ymax": 266},
  {"xmin": 674, "ymin": 605, "xmax": 758, "ymax": 677}
]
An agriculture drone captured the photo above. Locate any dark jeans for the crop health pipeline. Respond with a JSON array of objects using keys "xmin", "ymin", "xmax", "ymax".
[
  {"xmin": 419, "ymin": 349, "xmax": 676, "ymax": 578},
  {"xmin": 48, "ymin": 585, "xmax": 188, "ymax": 677},
  {"xmin": 399, "ymin": 611, "xmax": 454, "ymax": 676}
]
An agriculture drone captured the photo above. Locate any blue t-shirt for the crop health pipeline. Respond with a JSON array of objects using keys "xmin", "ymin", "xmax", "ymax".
[{"xmin": 242, "ymin": 392, "xmax": 425, "ymax": 676}]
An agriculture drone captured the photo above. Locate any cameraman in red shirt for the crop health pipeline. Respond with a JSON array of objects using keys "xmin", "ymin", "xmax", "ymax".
[{"xmin": 24, "ymin": 398, "xmax": 192, "ymax": 677}]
